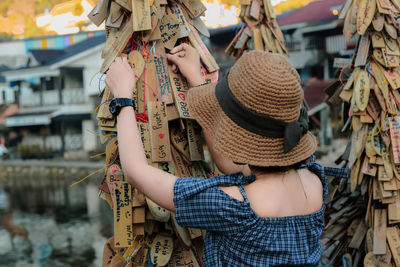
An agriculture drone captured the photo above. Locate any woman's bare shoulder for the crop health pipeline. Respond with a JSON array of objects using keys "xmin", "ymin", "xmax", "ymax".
[{"xmin": 219, "ymin": 186, "xmax": 244, "ymax": 202}]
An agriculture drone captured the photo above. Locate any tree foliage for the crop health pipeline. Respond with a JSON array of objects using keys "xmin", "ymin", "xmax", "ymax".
[
  {"xmin": 0, "ymin": 0, "xmax": 65, "ymax": 17},
  {"xmin": 274, "ymin": 0, "xmax": 316, "ymax": 15},
  {"xmin": 0, "ymin": 0, "xmax": 312, "ymax": 38},
  {"xmin": 35, "ymin": 0, "xmax": 68, "ymax": 15},
  {"xmin": 217, "ymin": 0, "xmax": 240, "ymax": 6},
  {"xmin": 0, "ymin": 0, "xmax": 12, "ymax": 17},
  {"xmin": 0, "ymin": 0, "xmax": 79, "ymax": 37}
]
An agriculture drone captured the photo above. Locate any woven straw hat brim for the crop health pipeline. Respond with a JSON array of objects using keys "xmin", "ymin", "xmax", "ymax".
[{"xmin": 188, "ymin": 83, "xmax": 317, "ymax": 167}]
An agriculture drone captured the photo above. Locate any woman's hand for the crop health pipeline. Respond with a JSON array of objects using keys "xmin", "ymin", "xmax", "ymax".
[
  {"xmin": 105, "ymin": 57, "xmax": 136, "ymax": 98},
  {"xmin": 167, "ymin": 44, "xmax": 204, "ymax": 87}
]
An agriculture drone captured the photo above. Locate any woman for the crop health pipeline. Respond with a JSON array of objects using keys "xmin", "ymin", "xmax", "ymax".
[{"xmin": 106, "ymin": 44, "xmax": 346, "ymax": 266}]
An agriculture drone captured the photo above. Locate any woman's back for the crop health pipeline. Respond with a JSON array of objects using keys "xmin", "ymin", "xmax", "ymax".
[
  {"xmin": 242, "ymin": 168, "xmax": 323, "ymax": 218},
  {"xmin": 174, "ymin": 157, "xmax": 328, "ymax": 267}
]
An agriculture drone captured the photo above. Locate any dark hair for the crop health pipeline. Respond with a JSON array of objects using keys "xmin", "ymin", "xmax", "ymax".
[{"xmin": 249, "ymin": 159, "xmax": 308, "ymax": 175}]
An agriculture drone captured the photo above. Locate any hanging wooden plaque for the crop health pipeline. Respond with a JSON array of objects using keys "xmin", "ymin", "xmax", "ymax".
[
  {"xmin": 387, "ymin": 227, "xmax": 400, "ymax": 266},
  {"xmin": 169, "ymin": 69, "xmax": 192, "ymax": 119},
  {"xmin": 167, "ymin": 243, "xmax": 200, "ymax": 267},
  {"xmin": 389, "ymin": 116, "xmax": 400, "ymax": 164},
  {"xmin": 113, "ymin": 181, "xmax": 134, "ymax": 248},
  {"xmin": 372, "ymin": 32, "xmax": 386, "ymax": 48},
  {"xmin": 138, "ymin": 122, "xmax": 152, "ymax": 164},
  {"xmin": 170, "ymin": 123, "xmax": 191, "ymax": 162},
  {"xmin": 101, "ymin": 21, "xmax": 134, "ymax": 73},
  {"xmin": 363, "ymin": 250, "xmax": 392, "ymax": 267},
  {"xmin": 354, "ymin": 70, "xmax": 370, "ymax": 111},
  {"xmin": 186, "ymin": 120, "xmax": 204, "ymax": 161},
  {"xmin": 188, "ymin": 24, "xmax": 219, "ymax": 72},
  {"xmin": 373, "ymin": 208, "xmax": 387, "ymax": 255},
  {"xmin": 159, "ymin": 9, "xmax": 181, "ymax": 50},
  {"xmin": 88, "ymin": 0, "xmax": 110, "ymax": 26},
  {"xmin": 171, "ymin": 215, "xmax": 192, "ymax": 247},
  {"xmin": 148, "ymin": 101, "xmax": 171, "ymax": 162},
  {"xmin": 154, "ymin": 42, "xmax": 173, "ymax": 104},
  {"xmin": 357, "ymin": 0, "xmax": 377, "ymax": 35},
  {"xmin": 355, "ymin": 34, "xmax": 371, "ymax": 67},
  {"xmin": 115, "ymin": 0, "xmax": 132, "ymax": 11},
  {"xmin": 343, "ymin": 0, "xmax": 358, "ymax": 40},
  {"xmin": 180, "ymin": 0, "xmax": 206, "ymax": 18},
  {"xmin": 128, "ymin": 50, "xmax": 145, "ymax": 78},
  {"xmin": 372, "ymin": 11, "xmax": 385, "ymax": 31},
  {"xmin": 171, "ymin": 146, "xmax": 191, "ymax": 177},
  {"xmin": 131, "ymin": 0, "xmax": 152, "ymax": 32},
  {"xmin": 151, "ymin": 234, "xmax": 174, "ymax": 266}
]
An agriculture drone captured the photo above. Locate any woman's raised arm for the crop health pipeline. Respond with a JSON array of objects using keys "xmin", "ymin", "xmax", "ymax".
[{"xmin": 106, "ymin": 57, "xmax": 177, "ymax": 211}]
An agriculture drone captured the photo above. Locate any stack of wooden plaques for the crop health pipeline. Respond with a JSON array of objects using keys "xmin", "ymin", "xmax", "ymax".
[
  {"xmin": 225, "ymin": 0, "xmax": 288, "ymax": 58},
  {"xmin": 88, "ymin": 0, "xmax": 219, "ymax": 266},
  {"xmin": 323, "ymin": 0, "xmax": 400, "ymax": 265}
]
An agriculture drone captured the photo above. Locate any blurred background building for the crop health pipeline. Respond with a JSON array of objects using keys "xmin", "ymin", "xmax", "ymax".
[
  {"xmin": 1, "ymin": 35, "xmax": 104, "ymax": 159},
  {"xmin": 0, "ymin": 0, "xmax": 352, "ymax": 160}
]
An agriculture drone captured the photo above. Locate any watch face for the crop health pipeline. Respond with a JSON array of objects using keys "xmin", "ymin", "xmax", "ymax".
[
  {"xmin": 109, "ymin": 98, "xmax": 133, "ymax": 116},
  {"xmin": 109, "ymin": 99, "xmax": 117, "ymax": 115}
]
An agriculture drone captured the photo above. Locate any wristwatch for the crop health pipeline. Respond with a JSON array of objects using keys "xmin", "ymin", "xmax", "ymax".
[{"xmin": 109, "ymin": 98, "xmax": 136, "ymax": 116}]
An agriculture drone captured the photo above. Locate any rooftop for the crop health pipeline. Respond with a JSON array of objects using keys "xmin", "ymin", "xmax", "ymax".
[
  {"xmin": 29, "ymin": 49, "xmax": 65, "ymax": 65},
  {"xmin": 277, "ymin": 0, "xmax": 345, "ymax": 26},
  {"xmin": 36, "ymin": 34, "xmax": 105, "ymax": 67},
  {"xmin": 303, "ymin": 79, "xmax": 333, "ymax": 110}
]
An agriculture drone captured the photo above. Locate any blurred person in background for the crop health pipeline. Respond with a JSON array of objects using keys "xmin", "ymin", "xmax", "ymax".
[
  {"xmin": 0, "ymin": 136, "xmax": 8, "ymax": 161},
  {"xmin": 6, "ymin": 132, "xmax": 21, "ymax": 159}
]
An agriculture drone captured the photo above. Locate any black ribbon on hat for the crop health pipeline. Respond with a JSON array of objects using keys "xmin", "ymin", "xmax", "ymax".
[{"xmin": 215, "ymin": 73, "xmax": 309, "ymax": 154}]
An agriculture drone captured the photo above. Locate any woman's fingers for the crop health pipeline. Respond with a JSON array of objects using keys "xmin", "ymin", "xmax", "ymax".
[
  {"xmin": 167, "ymin": 53, "xmax": 179, "ymax": 64},
  {"xmin": 167, "ymin": 51, "xmax": 185, "ymax": 64},
  {"xmin": 172, "ymin": 64, "xmax": 178, "ymax": 73},
  {"xmin": 170, "ymin": 43, "xmax": 187, "ymax": 54},
  {"xmin": 176, "ymin": 51, "xmax": 185, "ymax": 58},
  {"xmin": 169, "ymin": 44, "xmax": 184, "ymax": 54}
]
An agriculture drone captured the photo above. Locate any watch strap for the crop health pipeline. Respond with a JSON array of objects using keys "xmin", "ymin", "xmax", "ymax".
[
  {"xmin": 115, "ymin": 98, "xmax": 135, "ymax": 109},
  {"xmin": 110, "ymin": 97, "xmax": 136, "ymax": 116}
]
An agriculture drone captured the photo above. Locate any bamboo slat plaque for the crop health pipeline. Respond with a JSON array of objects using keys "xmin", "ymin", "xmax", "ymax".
[
  {"xmin": 148, "ymin": 101, "xmax": 171, "ymax": 162},
  {"xmin": 387, "ymin": 227, "xmax": 400, "ymax": 266},
  {"xmin": 159, "ymin": 9, "xmax": 181, "ymax": 50},
  {"xmin": 226, "ymin": 0, "xmax": 287, "ymax": 58},
  {"xmin": 188, "ymin": 24, "xmax": 219, "ymax": 72},
  {"xmin": 169, "ymin": 70, "xmax": 192, "ymax": 119},
  {"xmin": 186, "ymin": 120, "xmax": 204, "ymax": 161},
  {"xmin": 373, "ymin": 209, "xmax": 387, "ymax": 255},
  {"xmin": 131, "ymin": 0, "xmax": 151, "ymax": 32},
  {"xmin": 390, "ymin": 116, "xmax": 400, "ymax": 164},
  {"xmin": 113, "ymin": 181, "xmax": 134, "ymax": 248}
]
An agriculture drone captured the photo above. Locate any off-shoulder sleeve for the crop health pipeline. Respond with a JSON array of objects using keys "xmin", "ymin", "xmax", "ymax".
[{"xmin": 173, "ymin": 177, "xmax": 256, "ymax": 234}]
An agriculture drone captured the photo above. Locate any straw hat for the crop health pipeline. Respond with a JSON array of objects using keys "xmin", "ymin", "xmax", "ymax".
[{"xmin": 188, "ymin": 51, "xmax": 317, "ymax": 167}]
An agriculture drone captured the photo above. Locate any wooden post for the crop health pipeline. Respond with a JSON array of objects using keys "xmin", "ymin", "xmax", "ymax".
[
  {"xmin": 57, "ymin": 68, "xmax": 64, "ymax": 105},
  {"xmin": 40, "ymin": 77, "xmax": 46, "ymax": 106},
  {"xmin": 60, "ymin": 120, "xmax": 65, "ymax": 158}
]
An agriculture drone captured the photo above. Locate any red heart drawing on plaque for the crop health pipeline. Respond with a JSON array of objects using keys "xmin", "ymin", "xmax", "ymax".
[
  {"xmin": 178, "ymin": 93, "xmax": 186, "ymax": 101},
  {"xmin": 159, "ymin": 134, "xmax": 165, "ymax": 139}
]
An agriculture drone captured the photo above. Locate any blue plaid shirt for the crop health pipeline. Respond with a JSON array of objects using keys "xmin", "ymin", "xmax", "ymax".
[{"xmin": 173, "ymin": 156, "xmax": 348, "ymax": 267}]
